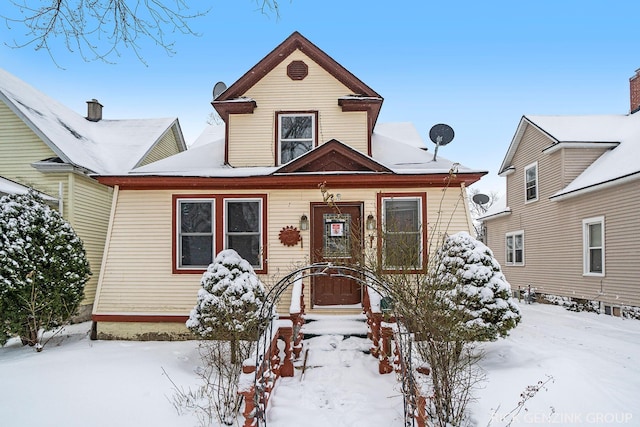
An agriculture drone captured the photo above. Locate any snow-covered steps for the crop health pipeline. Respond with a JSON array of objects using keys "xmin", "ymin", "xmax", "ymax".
[{"xmin": 300, "ymin": 313, "xmax": 369, "ymax": 339}]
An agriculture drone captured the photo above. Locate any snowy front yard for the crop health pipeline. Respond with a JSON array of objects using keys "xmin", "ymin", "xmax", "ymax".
[{"xmin": 1, "ymin": 303, "xmax": 639, "ymax": 427}]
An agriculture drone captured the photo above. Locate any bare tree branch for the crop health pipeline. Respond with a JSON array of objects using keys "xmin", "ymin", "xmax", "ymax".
[{"xmin": 1, "ymin": 1, "xmax": 281, "ymax": 65}]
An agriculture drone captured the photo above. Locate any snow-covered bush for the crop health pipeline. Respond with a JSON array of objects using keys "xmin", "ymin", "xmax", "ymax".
[
  {"xmin": 186, "ymin": 249, "xmax": 268, "ymax": 341},
  {"xmin": 184, "ymin": 249, "xmax": 269, "ymax": 425},
  {"xmin": 0, "ymin": 192, "xmax": 91, "ymax": 349},
  {"xmin": 433, "ymin": 231, "xmax": 521, "ymax": 341}
]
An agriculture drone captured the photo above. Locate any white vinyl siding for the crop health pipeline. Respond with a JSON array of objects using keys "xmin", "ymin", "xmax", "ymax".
[{"xmin": 583, "ymin": 216, "xmax": 604, "ymax": 276}]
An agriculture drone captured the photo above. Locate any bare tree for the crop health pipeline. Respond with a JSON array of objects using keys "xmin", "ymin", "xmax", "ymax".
[{"xmin": 1, "ymin": 1, "xmax": 280, "ymax": 65}]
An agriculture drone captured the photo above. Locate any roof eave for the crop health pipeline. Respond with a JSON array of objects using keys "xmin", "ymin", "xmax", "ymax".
[
  {"xmin": 0, "ymin": 91, "xmax": 73, "ymax": 165},
  {"xmin": 550, "ymin": 171, "xmax": 640, "ymax": 201}
]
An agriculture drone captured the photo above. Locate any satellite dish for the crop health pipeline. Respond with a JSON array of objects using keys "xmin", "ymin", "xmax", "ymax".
[
  {"xmin": 429, "ymin": 123, "xmax": 454, "ymax": 161},
  {"xmin": 472, "ymin": 193, "xmax": 490, "ymax": 205},
  {"xmin": 212, "ymin": 81, "xmax": 227, "ymax": 100},
  {"xmin": 429, "ymin": 123, "xmax": 455, "ymax": 146}
]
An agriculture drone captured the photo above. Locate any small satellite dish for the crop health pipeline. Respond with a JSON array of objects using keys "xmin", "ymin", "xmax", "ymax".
[
  {"xmin": 212, "ymin": 81, "xmax": 227, "ymax": 100},
  {"xmin": 472, "ymin": 193, "xmax": 490, "ymax": 205},
  {"xmin": 429, "ymin": 123, "xmax": 455, "ymax": 146},
  {"xmin": 429, "ymin": 123, "xmax": 454, "ymax": 161}
]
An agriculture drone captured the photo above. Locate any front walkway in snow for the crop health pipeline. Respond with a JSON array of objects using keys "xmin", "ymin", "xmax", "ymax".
[{"xmin": 265, "ymin": 314, "xmax": 406, "ymax": 426}]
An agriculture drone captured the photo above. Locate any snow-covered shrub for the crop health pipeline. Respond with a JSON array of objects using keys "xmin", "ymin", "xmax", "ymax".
[
  {"xmin": 433, "ymin": 231, "xmax": 521, "ymax": 342},
  {"xmin": 184, "ymin": 249, "xmax": 269, "ymax": 425},
  {"xmin": 0, "ymin": 192, "xmax": 91, "ymax": 349},
  {"xmin": 186, "ymin": 249, "xmax": 268, "ymax": 341}
]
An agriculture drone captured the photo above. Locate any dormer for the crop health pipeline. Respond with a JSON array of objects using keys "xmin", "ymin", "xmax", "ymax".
[{"xmin": 212, "ymin": 32, "xmax": 383, "ymax": 168}]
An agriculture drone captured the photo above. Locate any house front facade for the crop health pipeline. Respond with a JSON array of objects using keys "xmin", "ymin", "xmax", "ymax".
[
  {"xmin": 480, "ymin": 69, "xmax": 640, "ymax": 316},
  {"xmin": 0, "ymin": 69, "xmax": 187, "ymax": 318},
  {"xmin": 93, "ymin": 32, "xmax": 486, "ymax": 339}
]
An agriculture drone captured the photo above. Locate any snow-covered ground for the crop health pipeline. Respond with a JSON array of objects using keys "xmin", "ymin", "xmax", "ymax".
[{"xmin": 1, "ymin": 303, "xmax": 639, "ymax": 426}]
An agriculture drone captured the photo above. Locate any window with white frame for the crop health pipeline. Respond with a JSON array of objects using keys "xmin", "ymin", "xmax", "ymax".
[
  {"xmin": 583, "ymin": 216, "xmax": 604, "ymax": 275},
  {"xmin": 178, "ymin": 199, "xmax": 215, "ymax": 268},
  {"xmin": 524, "ymin": 162, "xmax": 538, "ymax": 202},
  {"xmin": 225, "ymin": 199, "xmax": 262, "ymax": 268},
  {"xmin": 382, "ymin": 197, "xmax": 422, "ymax": 269},
  {"xmin": 278, "ymin": 113, "xmax": 315, "ymax": 164},
  {"xmin": 505, "ymin": 231, "xmax": 524, "ymax": 265}
]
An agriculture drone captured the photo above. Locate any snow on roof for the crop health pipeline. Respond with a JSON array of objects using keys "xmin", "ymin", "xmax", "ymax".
[
  {"xmin": 189, "ymin": 123, "xmax": 225, "ymax": 148},
  {"xmin": 0, "ymin": 68, "xmax": 183, "ymax": 175},
  {"xmin": 477, "ymin": 197, "xmax": 510, "ymax": 221},
  {"xmin": 0, "ymin": 176, "xmax": 58, "ymax": 201},
  {"xmin": 130, "ymin": 122, "xmax": 485, "ymax": 177},
  {"xmin": 524, "ymin": 113, "xmax": 640, "ymax": 197}
]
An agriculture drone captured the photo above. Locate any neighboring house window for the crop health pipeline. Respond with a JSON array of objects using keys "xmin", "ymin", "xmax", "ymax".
[
  {"xmin": 381, "ymin": 196, "xmax": 424, "ymax": 270},
  {"xmin": 583, "ymin": 216, "xmax": 604, "ymax": 276},
  {"xmin": 225, "ymin": 199, "xmax": 263, "ymax": 269},
  {"xmin": 524, "ymin": 162, "xmax": 538, "ymax": 202},
  {"xmin": 278, "ymin": 112, "xmax": 316, "ymax": 164},
  {"xmin": 178, "ymin": 199, "xmax": 215, "ymax": 269},
  {"xmin": 505, "ymin": 231, "xmax": 524, "ymax": 265}
]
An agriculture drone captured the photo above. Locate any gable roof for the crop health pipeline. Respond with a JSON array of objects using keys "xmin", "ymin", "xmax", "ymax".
[
  {"xmin": 500, "ymin": 114, "xmax": 640, "ymax": 199},
  {"xmin": 0, "ymin": 68, "xmax": 187, "ymax": 175},
  {"xmin": 212, "ymin": 32, "xmax": 384, "ymax": 133},
  {"xmin": 275, "ymin": 139, "xmax": 392, "ymax": 174}
]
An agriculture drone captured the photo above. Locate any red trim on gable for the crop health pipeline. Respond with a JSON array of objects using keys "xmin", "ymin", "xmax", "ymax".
[
  {"xmin": 276, "ymin": 139, "xmax": 391, "ymax": 173},
  {"xmin": 98, "ymin": 173, "xmax": 485, "ymax": 190},
  {"xmin": 92, "ymin": 314, "xmax": 189, "ymax": 323},
  {"xmin": 217, "ymin": 32, "xmax": 382, "ymax": 102}
]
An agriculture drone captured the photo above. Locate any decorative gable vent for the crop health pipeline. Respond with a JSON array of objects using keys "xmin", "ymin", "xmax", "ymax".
[{"xmin": 287, "ymin": 60, "xmax": 308, "ymax": 81}]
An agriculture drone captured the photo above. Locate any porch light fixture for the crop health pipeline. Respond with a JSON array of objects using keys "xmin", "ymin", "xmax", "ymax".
[
  {"xmin": 300, "ymin": 214, "xmax": 309, "ymax": 231},
  {"xmin": 366, "ymin": 214, "xmax": 376, "ymax": 230}
]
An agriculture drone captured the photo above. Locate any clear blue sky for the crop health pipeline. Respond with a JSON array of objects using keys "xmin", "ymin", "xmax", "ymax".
[{"xmin": 1, "ymin": 0, "xmax": 638, "ymax": 195}]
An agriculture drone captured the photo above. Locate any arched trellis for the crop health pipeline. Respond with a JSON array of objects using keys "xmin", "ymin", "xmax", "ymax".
[{"xmin": 249, "ymin": 262, "xmax": 420, "ymax": 427}]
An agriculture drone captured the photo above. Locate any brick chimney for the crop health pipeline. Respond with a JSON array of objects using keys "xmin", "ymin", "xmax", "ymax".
[
  {"xmin": 86, "ymin": 99, "xmax": 103, "ymax": 122},
  {"xmin": 630, "ymin": 69, "xmax": 640, "ymax": 114}
]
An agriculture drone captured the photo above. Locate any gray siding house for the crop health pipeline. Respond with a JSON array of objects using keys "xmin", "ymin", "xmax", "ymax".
[{"xmin": 481, "ymin": 69, "xmax": 640, "ymax": 316}]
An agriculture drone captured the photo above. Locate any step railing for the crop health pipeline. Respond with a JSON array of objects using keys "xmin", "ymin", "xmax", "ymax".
[
  {"xmin": 362, "ymin": 286, "xmax": 429, "ymax": 427},
  {"xmin": 238, "ymin": 276, "xmax": 306, "ymax": 427}
]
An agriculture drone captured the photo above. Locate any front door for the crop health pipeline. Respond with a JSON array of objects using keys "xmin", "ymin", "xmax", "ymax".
[{"xmin": 311, "ymin": 203, "xmax": 363, "ymax": 306}]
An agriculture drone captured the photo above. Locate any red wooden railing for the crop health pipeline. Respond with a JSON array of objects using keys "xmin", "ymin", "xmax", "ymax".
[
  {"xmin": 362, "ymin": 287, "xmax": 429, "ymax": 427},
  {"xmin": 238, "ymin": 281, "xmax": 428, "ymax": 427},
  {"xmin": 238, "ymin": 277, "xmax": 306, "ymax": 427}
]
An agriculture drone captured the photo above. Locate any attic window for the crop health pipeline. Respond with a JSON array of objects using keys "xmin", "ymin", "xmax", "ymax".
[
  {"xmin": 277, "ymin": 112, "xmax": 316, "ymax": 164},
  {"xmin": 287, "ymin": 60, "xmax": 308, "ymax": 80}
]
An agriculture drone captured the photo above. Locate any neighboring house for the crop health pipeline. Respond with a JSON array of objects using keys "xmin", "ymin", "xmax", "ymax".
[
  {"xmin": 0, "ymin": 68, "xmax": 187, "ymax": 319},
  {"xmin": 93, "ymin": 32, "xmax": 486, "ymax": 340},
  {"xmin": 480, "ymin": 69, "xmax": 640, "ymax": 316}
]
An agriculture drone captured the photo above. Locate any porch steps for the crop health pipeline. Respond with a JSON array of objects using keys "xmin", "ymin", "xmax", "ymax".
[{"xmin": 300, "ymin": 313, "xmax": 369, "ymax": 340}]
